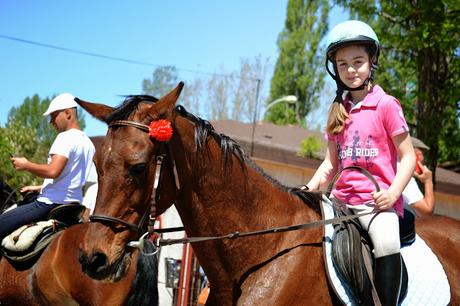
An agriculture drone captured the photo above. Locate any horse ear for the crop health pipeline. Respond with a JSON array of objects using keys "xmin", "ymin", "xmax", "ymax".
[
  {"xmin": 149, "ymin": 82, "xmax": 184, "ymax": 117},
  {"xmin": 75, "ymin": 98, "xmax": 114, "ymax": 124}
]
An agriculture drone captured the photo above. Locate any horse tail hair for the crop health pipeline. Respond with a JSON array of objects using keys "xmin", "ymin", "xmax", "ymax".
[{"xmin": 126, "ymin": 243, "xmax": 159, "ymax": 306}]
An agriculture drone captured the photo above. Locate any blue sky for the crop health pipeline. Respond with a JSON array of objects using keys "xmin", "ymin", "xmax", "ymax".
[{"xmin": 0, "ymin": 1, "xmax": 347, "ymax": 136}]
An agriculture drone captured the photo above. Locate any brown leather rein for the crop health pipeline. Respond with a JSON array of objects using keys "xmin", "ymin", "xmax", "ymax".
[{"xmin": 89, "ymin": 119, "xmax": 180, "ymax": 234}]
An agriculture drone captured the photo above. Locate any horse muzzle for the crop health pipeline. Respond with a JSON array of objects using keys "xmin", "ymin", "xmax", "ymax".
[{"xmin": 79, "ymin": 248, "xmax": 131, "ymax": 281}]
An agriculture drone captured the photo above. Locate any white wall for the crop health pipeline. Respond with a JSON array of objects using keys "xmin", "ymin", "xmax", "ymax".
[{"xmin": 157, "ymin": 206, "xmax": 185, "ymax": 306}]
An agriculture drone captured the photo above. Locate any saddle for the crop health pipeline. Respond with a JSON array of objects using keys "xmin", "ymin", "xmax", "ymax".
[
  {"xmin": 1, "ymin": 204, "xmax": 85, "ymax": 263},
  {"xmin": 330, "ymin": 202, "xmax": 411, "ymax": 305},
  {"xmin": 324, "ymin": 166, "xmax": 414, "ymax": 305}
]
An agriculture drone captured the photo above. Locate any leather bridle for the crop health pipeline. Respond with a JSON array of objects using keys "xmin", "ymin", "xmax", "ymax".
[{"xmin": 89, "ymin": 119, "xmax": 180, "ymax": 234}]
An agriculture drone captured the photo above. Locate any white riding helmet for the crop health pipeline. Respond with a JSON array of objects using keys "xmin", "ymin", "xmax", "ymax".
[{"xmin": 325, "ymin": 20, "xmax": 380, "ymax": 90}]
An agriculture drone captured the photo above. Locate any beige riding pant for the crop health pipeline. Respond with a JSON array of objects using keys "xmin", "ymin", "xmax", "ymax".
[{"xmin": 347, "ymin": 203, "xmax": 400, "ymax": 258}]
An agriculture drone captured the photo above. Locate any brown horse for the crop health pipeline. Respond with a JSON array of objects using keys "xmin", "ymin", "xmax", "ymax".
[
  {"xmin": 76, "ymin": 83, "xmax": 460, "ymax": 305},
  {"xmin": 0, "ymin": 178, "xmax": 158, "ymax": 304}
]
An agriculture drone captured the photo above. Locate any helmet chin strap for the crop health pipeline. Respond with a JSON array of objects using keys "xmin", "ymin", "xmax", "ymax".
[{"xmin": 330, "ymin": 59, "xmax": 375, "ymax": 104}]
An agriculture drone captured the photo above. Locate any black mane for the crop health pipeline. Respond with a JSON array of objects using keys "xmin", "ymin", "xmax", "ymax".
[
  {"xmin": 174, "ymin": 105, "xmax": 322, "ymax": 212},
  {"xmin": 105, "ymin": 95, "xmax": 321, "ymax": 211}
]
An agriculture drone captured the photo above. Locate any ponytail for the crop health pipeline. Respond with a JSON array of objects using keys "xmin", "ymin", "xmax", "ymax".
[{"xmin": 326, "ymin": 94, "xmax": 349, "ymax": 135}]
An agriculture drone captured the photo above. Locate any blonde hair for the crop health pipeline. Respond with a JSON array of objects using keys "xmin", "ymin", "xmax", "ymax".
[{"xmin": 326, "ymin": 99, "xmax": 349, "ymax": 135}]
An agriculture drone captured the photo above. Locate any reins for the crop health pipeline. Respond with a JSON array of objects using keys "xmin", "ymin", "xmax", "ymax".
[
  {"xmin": 148, "ymin": 166, "xmax": 380, "ymax": 247},
  {"xmin": 151, "ymin": 207, "xmax": 374, "ymax": 247},
  {"xmin": 96, "ymin": 118, "xmax": 380, "ymax": 255}
]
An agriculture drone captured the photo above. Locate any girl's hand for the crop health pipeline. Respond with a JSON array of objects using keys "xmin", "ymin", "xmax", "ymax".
[{"xmin": 372, "ymin": 190, "xmax": 397, "ymax": 211}]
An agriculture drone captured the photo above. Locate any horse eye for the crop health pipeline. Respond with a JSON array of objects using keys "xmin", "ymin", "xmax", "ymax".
[{"xmin": 129, "ymin": 163, "xmax": 147, "ymax": 175}]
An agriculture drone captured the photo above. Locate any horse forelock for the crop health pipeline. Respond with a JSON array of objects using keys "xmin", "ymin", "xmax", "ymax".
[{"xmin": 106, "ymin": 95, "xmax": 158, "ymax": 123}]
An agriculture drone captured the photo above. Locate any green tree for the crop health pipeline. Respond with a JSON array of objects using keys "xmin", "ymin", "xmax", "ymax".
[
  {"xmin": 1, "ymin": 94, "xmax": 87, "ymax": 190},
  {"xmin": 7, "ymin": 95, "xmax": 55, "ymax": 148},
  {"xmin": 267, "ymin": 0, "xmax": 330, "ymax": 126},
  {"xmin": 142, "ymin": 66, "xmax": 179, "ymax": 97},
  {"xmin": 335, "ymin": 0, "xmax": 460, "ymax": 177},
  {"xmin": 298, "ymin": 135, "xmax": 323, "ymax": 159},
  {"xmin": 232, "ymin": 56, "xmax": 269, "ymax": 122},
  {"xmin": 0, "ymin": 122, "xmax": 40, "ymax": 189},
  {"xmin": 206, "ymin": 67, "xmax": 233, "ymax": 120}
]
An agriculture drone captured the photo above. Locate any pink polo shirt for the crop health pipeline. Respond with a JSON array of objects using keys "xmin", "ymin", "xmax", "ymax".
[{"xmin": 327, "ymin": 85, "xmax": 409, "ymax": 216}]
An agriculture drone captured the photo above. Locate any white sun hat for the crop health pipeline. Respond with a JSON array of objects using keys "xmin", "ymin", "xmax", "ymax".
[{"xmin": 43, "ymin": 93, "xmax": 78, "ymax": 116}]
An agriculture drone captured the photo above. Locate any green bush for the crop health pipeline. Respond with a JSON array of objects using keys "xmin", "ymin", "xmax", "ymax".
[{"xmin": 298, "ymin": 136, "xmax": 322, "ymax": 159}]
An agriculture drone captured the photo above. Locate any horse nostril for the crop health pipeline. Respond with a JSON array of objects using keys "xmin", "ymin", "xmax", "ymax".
[
  {"xmin": 79, "ymin": 250, "xmax": 109, "ymax": 278},
  {"xmin": 90, "ymin": 252, "xmax": 108, "ymax": 273}
]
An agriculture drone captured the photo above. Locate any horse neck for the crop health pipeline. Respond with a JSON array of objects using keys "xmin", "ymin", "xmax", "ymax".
[{"xmin": 170, "ymin": 127, "xmax": 322, "ymax": 289}]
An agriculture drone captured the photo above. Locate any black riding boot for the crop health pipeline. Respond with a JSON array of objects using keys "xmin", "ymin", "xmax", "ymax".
[{"xmin": 374, "ymin": 253, "xmax": 402, "ymax": 306}]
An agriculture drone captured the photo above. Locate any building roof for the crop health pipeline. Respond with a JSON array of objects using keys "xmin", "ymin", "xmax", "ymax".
[
  {"xmin": 211, "ymin": 120, "xmax": 460, "ymax": 195},
  {"xmin": 89, "ymin": 119, "xmax": 460, "ymax": 195}
]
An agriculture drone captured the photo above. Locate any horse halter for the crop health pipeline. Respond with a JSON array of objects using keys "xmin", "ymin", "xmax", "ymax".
[{"xmin": 89, "ymin": 119, "xmax": 180, "ymax": 234}]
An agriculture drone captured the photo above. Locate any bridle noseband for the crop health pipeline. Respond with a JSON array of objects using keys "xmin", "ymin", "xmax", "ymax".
[{"xmin": 89, "ymin": 119, "xmax": 179, "ymax": 234}]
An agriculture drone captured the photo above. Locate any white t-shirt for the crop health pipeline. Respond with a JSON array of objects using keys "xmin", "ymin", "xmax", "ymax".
[
  {"xmin": 38, "ymin": 129, "xmax": 95, "ymax": 204},
  {"xmin": 82, "ymin": 162, "xmax": 98, "ymax": 213},
  {"xmin": 402, "ymin": 177, "xmax": 424, "ymax": 205}
]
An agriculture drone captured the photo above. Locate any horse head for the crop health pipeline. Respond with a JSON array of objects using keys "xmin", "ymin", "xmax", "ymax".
[
  {"xmin": 76, "ymin": 83, "xmax": 184, "ymax": 279},
  {"xmin": 77, "ymin": 82, "xmax": 326, "ymax": 303}
]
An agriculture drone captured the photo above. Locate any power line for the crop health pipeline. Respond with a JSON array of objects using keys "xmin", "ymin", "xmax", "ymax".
[{"xmin": 0, "ymin": 34, "xmax": 260, "ymax": 82}]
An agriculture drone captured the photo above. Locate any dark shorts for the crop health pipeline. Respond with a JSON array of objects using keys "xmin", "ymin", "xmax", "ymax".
[
  {"xmin": 399, "ymin": 208, "xmax": 416, "ymax": 246},
  {"xmin": 0, "ymin": 200, "xmax": 59, "ymax": 241}
]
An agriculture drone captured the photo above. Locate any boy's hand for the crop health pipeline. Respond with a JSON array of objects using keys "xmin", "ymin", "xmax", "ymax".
[
  {"xmin": 414, "ymin": 162, "xmax": 432, "ymax": 183},
  {"xmin": 11, "ymin": 157, "xmax": 29, "ymax": 171},
  {"xmin": 20, "ymin": 185, "xmax": 42, "ymax": 194}
]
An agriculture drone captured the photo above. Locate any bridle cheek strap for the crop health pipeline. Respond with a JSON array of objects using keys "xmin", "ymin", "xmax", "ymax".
[
  {"xmin": 90, "ymin": 120, "xmax": 179, "ymax": 234},
  {"xmin": 146, "ymin": 154, "xmax": 165, "ymax": 233}
]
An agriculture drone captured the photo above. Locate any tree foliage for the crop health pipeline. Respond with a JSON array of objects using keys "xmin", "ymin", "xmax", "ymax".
[
  {"xmin": 1, "ymin": 95, "xmax": 53, "ymax": 189},
  {"xmin": 267, "ymin": 0, "xmax": 330, "ymax": 126},
  {"xmin": 142, "ymin": 57, "xmax": 269, "ymax": 122},
  {"xmin": 1, "ymin": 94, "xmax": 86, "ymax": 190},
  {"xmin": 231, "ymin": 56, "xmax": 269, "ymax": 122},
  {"xmin": 298, "ymin": 135, "xmax": 324, "ymax": 159},
  {"xmin": 142, "ymin": 66, "xmax": 179, "ymax": 97},
  {"xmin": 334, "ymin": 1, "xmax": 460, "ymax": 175}
]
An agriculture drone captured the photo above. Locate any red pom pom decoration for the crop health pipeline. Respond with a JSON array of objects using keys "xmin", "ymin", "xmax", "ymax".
[{"xmin": 148, "ymin": 119, "xmax": 173, "ymax": 142}]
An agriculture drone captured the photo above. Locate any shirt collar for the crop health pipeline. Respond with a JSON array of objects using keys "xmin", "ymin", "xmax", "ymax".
[{"xmin": 344, "ymin": 85, "xmax": 386, "ymax": 110}]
